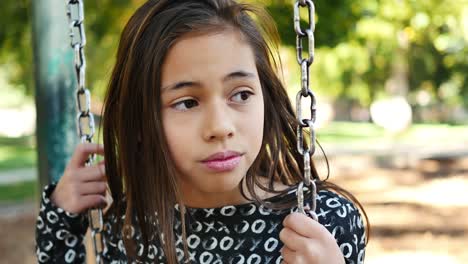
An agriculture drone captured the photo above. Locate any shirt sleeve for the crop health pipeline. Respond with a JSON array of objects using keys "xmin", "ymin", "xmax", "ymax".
[
  {"xmin": 35, "ymin": 184, "xmax": 89, "ymax": 263},
  {"xmin": 317, "ymin": 191, "xmax": 366, "ymax": 264}
]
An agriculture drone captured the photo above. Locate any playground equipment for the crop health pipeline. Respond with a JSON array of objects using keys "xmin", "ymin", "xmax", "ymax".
[{"xmin": 32, "ymin": 0, "xmax": 323, "ymax": 262}]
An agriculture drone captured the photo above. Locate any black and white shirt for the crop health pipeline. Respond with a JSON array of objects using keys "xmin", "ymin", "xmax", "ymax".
[{"xmin": 36, "ymin": 184, "xmax": 366, "ymax": 263}]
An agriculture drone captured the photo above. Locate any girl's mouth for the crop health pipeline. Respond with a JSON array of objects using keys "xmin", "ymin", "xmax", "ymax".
[{"xmin": 201, "ymin": 155, "xmax": 242, "ymax": 172}]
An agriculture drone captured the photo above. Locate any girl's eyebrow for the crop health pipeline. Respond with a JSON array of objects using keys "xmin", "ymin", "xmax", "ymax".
[{"xmin": 162, "ymin": 70, "xmax": 256, "ymax": 93}]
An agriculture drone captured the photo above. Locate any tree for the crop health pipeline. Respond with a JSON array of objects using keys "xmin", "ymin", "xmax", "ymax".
[{"xmin": 1, "ymin": 0, "xmax": 467, "ymax": 123}]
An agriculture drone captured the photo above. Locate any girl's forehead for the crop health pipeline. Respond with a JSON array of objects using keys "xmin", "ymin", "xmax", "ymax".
[{"xmin": 161, "ymin": 30, "xmax": 258, "ymax": 84}]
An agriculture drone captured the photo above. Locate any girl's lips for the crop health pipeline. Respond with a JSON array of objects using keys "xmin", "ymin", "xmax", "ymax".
[
  {"xmin": 201, "ymin": 155, "xmax": 242, "ymax": 172},
  {"xmin": 202, "ymin": 150, "xmax": 242, "ymax": 162}
]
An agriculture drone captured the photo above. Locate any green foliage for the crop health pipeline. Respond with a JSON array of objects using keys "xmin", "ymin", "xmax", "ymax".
[
  {"xmin": 263, "ymin": 0, "xmax": 362, "ymax": 47},
  {"xmin": 1, "ymin": 0, "xmax": 467, "ymax": 120},
  {"xmin": 79, "ymin": 0, "xmax": 148, "ymax": 98},
  {"xmin": 0, "ymin": 0, "xmax": 32, "ymax": 95}
]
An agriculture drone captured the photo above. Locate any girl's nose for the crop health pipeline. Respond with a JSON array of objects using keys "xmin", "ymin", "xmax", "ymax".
[{"xmin": 202, "ymin": 101, "xmax": 235, "ymax": 142}]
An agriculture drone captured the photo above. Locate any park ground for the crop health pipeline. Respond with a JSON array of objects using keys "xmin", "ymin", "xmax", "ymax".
[{"xmin": 1, "ymin": 152, "xmax": 467, "ymax": 263}]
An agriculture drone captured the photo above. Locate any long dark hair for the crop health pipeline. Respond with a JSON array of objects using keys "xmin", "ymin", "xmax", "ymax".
[{"xmin": 102, "ymin": 0, "xmax": 369, "ymax": 262}]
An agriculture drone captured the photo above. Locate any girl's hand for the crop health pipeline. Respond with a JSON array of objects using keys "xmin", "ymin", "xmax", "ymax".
[
  {"xmin": 279, "ymin": 212, "xmax": 345, "ymax": 264},
  {"xmin": 50, "ymin": 143, "xmax": 108, "ymax": 214}
]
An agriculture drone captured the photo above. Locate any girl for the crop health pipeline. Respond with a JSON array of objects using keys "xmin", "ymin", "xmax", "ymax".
[{"xmin": 36, "ymin": 0, "xmax": 368, "ymax": 263}]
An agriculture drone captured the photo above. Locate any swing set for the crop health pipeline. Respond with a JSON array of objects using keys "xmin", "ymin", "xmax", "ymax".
[{"xmin": 64, "ymin": 0, "xmax": 319, "ymax": 262}]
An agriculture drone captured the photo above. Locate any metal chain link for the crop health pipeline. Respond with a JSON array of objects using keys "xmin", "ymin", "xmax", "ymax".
[
  {"xmin": 294, "ymin": 0, "xmax": 318, "ymax": 221},
  {"xmin": 66, "ymin": 1, "xmax": 105, "ymax": 263},
  {"xmin": 66, "ymin": 1, "xmax": 318, "ymax": 260}
]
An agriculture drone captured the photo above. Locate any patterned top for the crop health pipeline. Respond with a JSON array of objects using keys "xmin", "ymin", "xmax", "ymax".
[{"xmin": 35, "ymin": 184, "xmax": 366, "ymax": 264}]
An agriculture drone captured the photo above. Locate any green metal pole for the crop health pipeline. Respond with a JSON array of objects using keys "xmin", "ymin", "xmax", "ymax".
[{"xmin": 31, "ymin": 0, "xmax": 78, "ymax": 191}]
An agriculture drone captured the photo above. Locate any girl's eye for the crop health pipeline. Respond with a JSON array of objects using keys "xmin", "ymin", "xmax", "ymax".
[
  {"xmin": 172, "ymin": 99, "xmax": 199, "ymax": 111},
  {"xmin": 231, "ymin": 90, "xmax": 254, "ymax": 103}
]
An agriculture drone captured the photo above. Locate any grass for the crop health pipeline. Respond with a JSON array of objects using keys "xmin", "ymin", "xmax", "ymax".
[
  {"xmin": 0, "ymin": 135, "xmax": 36, "ymax": 170},
  {"xmin": 0, "ymin": 135, "xmax": 37, "ymax": 203},
  {"xmin": 317, "ymin": 122, "xmax": 468, "ymax": 145},
  {"xmin": 317, "ymin": 121, "xmax": 386, "ymax": 143},
  {"xmin": 401, "ymin": 123, "xmax": 468, "ymax": 143},
  {"xmin": 0, "ymin": 180, "xmax": 37, "ymax": 202}
]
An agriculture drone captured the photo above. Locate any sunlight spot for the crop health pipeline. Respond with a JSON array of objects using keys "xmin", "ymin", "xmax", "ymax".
[
  {"xmin": 386, "ymin": 177, "xmax": 468, "ymax": 207},
  {"xmin": 0, "ymin": 106, "xmax": 36, "ymax": 137},
  {"xmin": 370, "ymin": 97, "xmax": 412, "ymax": 133}
]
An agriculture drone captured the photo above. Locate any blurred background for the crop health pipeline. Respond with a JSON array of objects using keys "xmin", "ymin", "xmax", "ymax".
[{"xmin": 1, "ymin": 0, "xmax": 467, "ymax": 263}]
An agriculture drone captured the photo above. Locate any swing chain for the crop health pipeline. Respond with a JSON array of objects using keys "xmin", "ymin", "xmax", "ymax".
[
  {"xmin": 66, "ymin": 1, "xmax": 105, "ymax": 263},
  {"xmin": 294, "ymin": 0, "xmax": 315, "ymax": 67},
  {"xmin": 294, "ymin": 0, "xmax": 318, "ymax": 219}
]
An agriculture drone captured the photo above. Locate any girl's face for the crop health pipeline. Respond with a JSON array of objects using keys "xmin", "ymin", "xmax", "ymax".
[{"xmin": 161, "ymin": 30, "xmax": 264, "ymax": 208}]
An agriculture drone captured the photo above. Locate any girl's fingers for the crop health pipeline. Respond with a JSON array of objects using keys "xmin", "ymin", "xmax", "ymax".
[
  {"xmin": 79, "ymin": 181, "xmax": 108, "ymax": 195},
  {"xmin": 281, "ymin": 246, "xmax": 301, "ymax": 264},
  {"xmin": 279, "ymin": 227, "xmax": 310, "ymax": 252},
  {"xmin": 76, "ymin": 164, "xmax": 106, "ymax": 182},
  {"xmin": 78, "ymin": 194, "xmax": 107, "ymax": 213},
  {"xmin": 283, "ymin": 212, "xmax": 321, "ymax": 239},
  {"xmin": 68, "ymin": 143, "xmax": 105, "ymax": 169},
  {"xmin": 280, "ymin": 227, "xmax": 322, "ymax": 264}
]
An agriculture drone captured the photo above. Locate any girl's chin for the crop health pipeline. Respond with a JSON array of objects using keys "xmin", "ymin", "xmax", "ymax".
[
  {"xmin": 198, "ymin": 178, "xmax": 243, "ymax": 193},
  {"xmin": 179, "ymin": 177, "xmax": 246, "ymax": 205}
]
